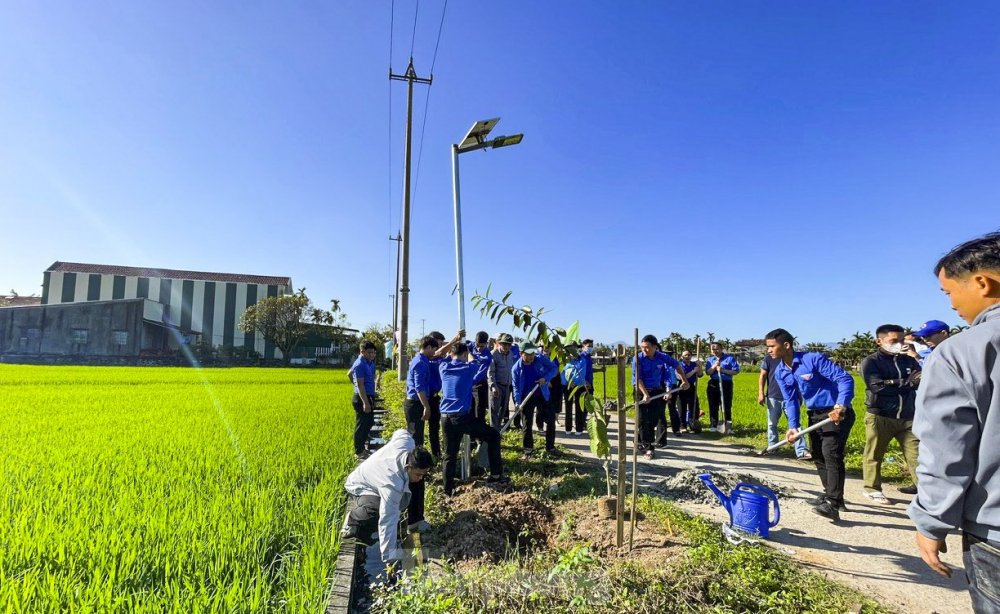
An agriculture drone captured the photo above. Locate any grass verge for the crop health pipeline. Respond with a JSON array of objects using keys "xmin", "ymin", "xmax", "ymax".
[{"xmin": 373, "ymin": 377, "xmax": 893, "ymax": 614}]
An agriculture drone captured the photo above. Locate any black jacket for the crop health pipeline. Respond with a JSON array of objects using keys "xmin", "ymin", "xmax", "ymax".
[{"xmin": 860, "ymin": 350, "xmax": 921, "ymax": 420}]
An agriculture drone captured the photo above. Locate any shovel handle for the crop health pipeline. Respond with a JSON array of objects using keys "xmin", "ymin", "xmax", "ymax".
[
  {"xmin": 761, "ymin": 417, "xmax": 833, "ymax": 453},
  {"xmin": 499, "ymin": 384, "xmax": 541, "ymax": 434}
]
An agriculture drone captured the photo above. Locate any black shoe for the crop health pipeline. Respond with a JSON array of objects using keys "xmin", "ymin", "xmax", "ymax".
[
  {"xmin": 470, "ymin": 466, "xmax": 487, "ymax": 478},
  {"xmin": 809, "ymin": 496, "xmax": 847, "ymax": 512},
  {"xmin": 486, "ymin": 474, "xmax": 511, "ymax": 485},
  {"xmin": 813, "ymin": 501, "xmax": 841, "ymax": 522},
  {"xmin": 898, "ymin": 485, "xmax": 918, "ymax": 495}
]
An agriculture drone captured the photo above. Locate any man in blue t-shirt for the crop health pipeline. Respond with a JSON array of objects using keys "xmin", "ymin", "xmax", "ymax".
[
  {"xmin": 767, "ymin": 328, "xmax": 855, "ymax": 522},
  {"xmin": 705, "ymin": 342, "xmax": 740, "ymax": 435},
  {"xmin": 759, "ymin": 353, "xmax": 809, "ymax": 459},
  {"xmin": 633, "ymin": 334, "xmax": 690, "ymax": 459},
  {"xmin": 439, "ymin": 343, "xmax": 509, "ymax": 495},
  {"xmin": 348, "ymin": 341, "xmax": 378, "ymax": 458}
]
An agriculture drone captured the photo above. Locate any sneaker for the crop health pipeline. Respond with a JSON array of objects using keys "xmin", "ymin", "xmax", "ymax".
[
  {"xmin": 813, "ymin": 501, "xmax": 841, "ymax": 522},
  {"xmin": 898, "ymin": 485, "xmax": 918, "ymax": 495},
  {"xmin": 545, "ymin": 448, "xmax": 561, "ymax": 456},
  {"xmin": 521, "ymin": 449, "xmax": 535, "ymax": 459},
  {"xmin": 486, "ymin": 474, "xmax": 511, "ymax": 485},
  {"xmin": 575, "ymin": 430, "xmax": 586, "ymax": 436},
  {"xmin": 644, "ymin": 449, "xmax": 654, "ymax": 460},
  {"xmin": 407, "ymin": 520, "xmax": 431, "ymax": 533},
  {"xmin": 709, "ymin": 425, "xmax": 718, "ymax": 433},
  {"xmin": 797, "ymin": 452, "xmax": 813, "ymax": 461},
  {"xmin": 724, "ymin": 421, "xmax": 733, "ymax": 434},
  {"xmin": 863, "ymin": 491, "xmax": 893, "ymax": 505}
]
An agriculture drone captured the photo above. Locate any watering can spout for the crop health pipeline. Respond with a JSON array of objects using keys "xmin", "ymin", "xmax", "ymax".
[{"xmin": 698, "ymin": 473, "xmax": 731, "ymax": 514}]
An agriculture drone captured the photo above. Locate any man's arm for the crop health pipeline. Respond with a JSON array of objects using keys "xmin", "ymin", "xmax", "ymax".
[
  {"xmin": 908, "ymin": 356, "xmax": 980, "ymax": 541},
  {"xmin": 758, "ymin": 367, "xmax": 768, "ymax": 405},
  {"xmin": 815, "ymin": 353, "xmax": 854, "ymax": 407},
  {"xmin": 487, "ymin": 353, "xmax": 498, "ymax": 388},
  {"xmin": 511, "ymin": 361, "xmax": 523, "ymax": 404},
  {"xmin": 356, "ymin": 377, "xmax": 373, "ymax": 412},
  {"xmin": 432, "ymin": 330, "xmax": 466, "ymax": 358},
  {"xmin": 775, "ymin": 365, "xmax": 802, "ymax": 430},
  {"xmin": 377, "ymin": 487, "xmax": 404, "ymax": 563}
]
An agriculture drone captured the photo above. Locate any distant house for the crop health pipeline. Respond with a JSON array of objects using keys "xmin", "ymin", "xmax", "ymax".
[
  {"xmin": 0, "ymin": 295, "xmax": 41, "ymax": 307},
  {"xmin": 732, "ymin": 338, "xmax": 768, "ymax": 365},
  {"xmin": 1, "ymin": 261, "xmax": 293, "ymax": 362}
]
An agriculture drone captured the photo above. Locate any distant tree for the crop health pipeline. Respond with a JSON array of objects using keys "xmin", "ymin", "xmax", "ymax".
[
  {"xmin": 803, "ymin": 342, "xmax": 829, "ymax": 353},
  {"xmin": 830, "ymin": 331, "xmax": 877, "ymax": 369},
  {"xmin": 240, "ymin": 289, "xmax": 349, "ymax": 365},
  {"xmin": 361, "ymin": 323, "xmax": 394, "ymax": 366}
]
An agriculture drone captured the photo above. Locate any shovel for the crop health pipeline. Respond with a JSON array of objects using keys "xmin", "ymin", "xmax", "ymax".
[
  {"xmin": 756, "ymin": 418, "xmax": 833, "ymax": 455},
  {"xmin": 622, "ymin": 386, "xmax": 684, "ymax": 411},
  {"xmin": 499, "ymin": 384, "xmax": 542, "ymax": 434}
]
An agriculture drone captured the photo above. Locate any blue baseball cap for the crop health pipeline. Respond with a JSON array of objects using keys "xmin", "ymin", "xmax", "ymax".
[{"xmin": 910, "ymin": 320, "xmax": 949, "ymax": 338}]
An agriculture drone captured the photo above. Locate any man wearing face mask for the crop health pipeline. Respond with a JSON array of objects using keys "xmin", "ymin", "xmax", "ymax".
[{"xmin": 859, "ymin": 324, "xmax": 922, "ymax": 506}]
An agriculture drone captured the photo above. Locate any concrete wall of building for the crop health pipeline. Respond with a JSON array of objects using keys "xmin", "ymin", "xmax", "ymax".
[
  {"xmin": 0, "ymin": 299, "xmax": 150, "ymax": 357},
  {"xmin": 42, "ymin": 270, "xmax": 288, "ymax": 358}
]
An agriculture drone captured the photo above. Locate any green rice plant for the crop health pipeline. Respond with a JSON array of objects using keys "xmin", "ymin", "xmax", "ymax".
[{"xmin": 0, "ymin": 365, "xmax": 356, "ymax": 612}]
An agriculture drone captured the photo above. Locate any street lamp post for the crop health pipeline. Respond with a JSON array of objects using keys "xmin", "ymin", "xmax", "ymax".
[{"xmin": 451, "ymin": 117, "xmax": 524, "ymax": 481}]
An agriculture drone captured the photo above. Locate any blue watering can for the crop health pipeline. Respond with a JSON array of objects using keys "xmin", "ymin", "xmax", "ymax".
[{"xmin": 698, "ymin": 473, "xmax": 781, "ymax": 538}]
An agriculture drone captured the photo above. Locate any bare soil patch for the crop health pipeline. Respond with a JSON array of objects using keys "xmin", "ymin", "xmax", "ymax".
[{"xmin": 653, "ymin": 467, "xmax": 790, "ymax": 505}]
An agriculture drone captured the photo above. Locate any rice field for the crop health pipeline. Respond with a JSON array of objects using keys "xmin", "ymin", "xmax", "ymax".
[{"xmin": 0, "ymin": 365, "xmax": 355, "ymax": 613}]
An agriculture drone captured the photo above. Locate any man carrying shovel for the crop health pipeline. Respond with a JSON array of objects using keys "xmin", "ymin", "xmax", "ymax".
[
  {"xmin": 766, "ymin": 328, "xmax": 855, "ymax": 522},
  {"xmin": 633, "ymin": 335, "xmax": 690, "ymax": 460},
  {"xmin": 511, "ymin": 341, "xmax": 559, "ymax": 457}
]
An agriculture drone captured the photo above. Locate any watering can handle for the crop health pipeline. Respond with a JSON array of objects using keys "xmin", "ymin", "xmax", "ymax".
[{"xmin": 735, "ymin": 483, "xmax": 780, "ymax": 528}]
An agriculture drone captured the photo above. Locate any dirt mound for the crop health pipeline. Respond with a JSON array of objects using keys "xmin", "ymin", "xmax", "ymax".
[
  {"xmin": 655, "ymin": 468, "xmax": 790, "ymax": 505},
  {"xmin": 427, "ymin": 487, "xmax": 555, "ymax": 563}
]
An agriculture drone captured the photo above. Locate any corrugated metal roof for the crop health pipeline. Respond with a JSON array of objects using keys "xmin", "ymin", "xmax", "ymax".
[{"xmin": 46, "ymin": 261, "xmax": 291, "ymax": 286}]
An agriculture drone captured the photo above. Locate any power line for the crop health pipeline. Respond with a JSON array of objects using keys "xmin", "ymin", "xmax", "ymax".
[
  {"xmin": 411, "ymin": 0, "xmax": 449, "ymax": 202},
  {"xmin": 429, "ymin": 0, "xmax": 448, "ymax": 73},
  {"xmin": 409, "ymin": 0, "xmax": 420, "ymax": 59}
]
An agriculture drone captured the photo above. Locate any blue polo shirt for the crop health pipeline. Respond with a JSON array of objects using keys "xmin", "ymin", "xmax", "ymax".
[
  {"xmin": 632, "ymin": 351, "xmax": 680, "ymax": 389},
  {"xmin": 468, "ymin": 342, "xmax": 493, "ymax": 385},
  {"xmin": 512, "ymin": 354, "xmax": 558, "ymax": 403},
  {"xmin": 439, "ymin": 358, "xmax": 478, "ymax": 415},
  {"xmin": 774, "ymin": 352, "xmax": 855, "ymax": 429},
  {"xmin": 405, "ymin": 354, "xmax": 431, "ymax": 400},
  {"xmin": 582, "ymin": 351, "xmax": 594, "ymax": 386},
  {"xmin": 705, "ymin": 354, "xmax": 739, "ymax": 382},
  {"xmin": 348, "ymin": 355, "xmax": 376, "ymax": 396},
  {"xmin": 680, "ymin": 360, "xmax": 701, "ymax": 386},
  {"xmin": 429, "ymin": 357, "xmax": 443, "ymax": 394}
]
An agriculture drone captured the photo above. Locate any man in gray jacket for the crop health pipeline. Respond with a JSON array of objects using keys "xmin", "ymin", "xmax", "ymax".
[
  {"xmin": 488, "ymin": 333, "xmax": 517, "ymax": 430},
  {"xmin": 908, "ymin": 231, "xmax": 1000, "ymax": 612}
]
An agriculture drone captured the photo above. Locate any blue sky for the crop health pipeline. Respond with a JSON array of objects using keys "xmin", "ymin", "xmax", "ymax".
[{"xmin": 2, "ymin": 2, "xmax": 998, "ymax": 344}]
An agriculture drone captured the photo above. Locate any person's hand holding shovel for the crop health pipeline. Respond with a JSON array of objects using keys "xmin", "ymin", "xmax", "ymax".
[
  {"xmin": 785, "ymin": 428, "xmax": 801, "ymax": 444},
  {"xmin": 829, "ymin": 404, "xmax": 846, "ymax": 424}
]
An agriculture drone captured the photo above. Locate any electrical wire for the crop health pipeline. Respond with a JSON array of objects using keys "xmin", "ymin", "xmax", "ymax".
[
  {"xmin": 409, "ymin": 0, "xmax": 420, "ymax": 59},
  {"xmin": 411, "ymin": 0, "xmax": 449, "ymax": 203}
]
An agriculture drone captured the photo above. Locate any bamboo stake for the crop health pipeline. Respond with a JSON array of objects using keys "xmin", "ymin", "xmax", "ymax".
[{"xmin": 629, "ymin": 328, "xmax": 639, "ymax": 551}]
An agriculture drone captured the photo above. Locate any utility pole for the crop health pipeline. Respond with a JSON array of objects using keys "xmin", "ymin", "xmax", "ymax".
[
  {"xmin": 420, "ymin": 318, "xmax": 426, "ymax": 337},
  {"xmin": 389, "ymin": 233, "xmax": 401, "ymax": 336},
  {"xmin": 390, "ymin": 59, "xmax": 432, "ymax": 380}
]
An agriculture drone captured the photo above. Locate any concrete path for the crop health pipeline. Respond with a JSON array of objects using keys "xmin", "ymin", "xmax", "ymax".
[{"xmin": 552, "ymin": 415, "xmax": 972, "ymax": 614}]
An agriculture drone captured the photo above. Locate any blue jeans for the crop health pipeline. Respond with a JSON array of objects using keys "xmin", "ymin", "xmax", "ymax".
[
  {"xmin": 965, "ymin": 532, "xmax": 1000, "ymax": 613},
  {"xmin": 766, "ymin": 397, "xmax": 807, "ymax": 457}
]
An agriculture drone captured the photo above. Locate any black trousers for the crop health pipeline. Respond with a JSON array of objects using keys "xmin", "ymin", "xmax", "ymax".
[
  {"xmin": 472, "ymin": 382, "xmax": 489, "ymax": 424},
  {"xmin": 343, "ymin": 494, "xmax": 381, "ymax": 545},
  {"xmin": 442, "ymin": 413, "xmax": 502, "ymax": 495},
  {"xmin": 564, "ymin": 386, "xmax": 586, "ymax": 432},
  {"xmin": 521, "ymin": 393, "xmax": 554, "ymax": 451},
  {"xmin": 706, "ymin": 379, "xmax": 734, "ymax": 426},
  {"xmin": 352, "ymin": 393, "xmax": 375, "ymax": 455},
  {"xmin": 678, "ymin": 385, "xmax": 699, "ymax": 426},
  {"xmin": 639, "ymin": 388, "xmax": 666, "ymax": 451},
  {"xmin": 808, "ymin": 407, "xmax": 855, "ymax": 506},
  {"xmin": 426, "ymin": 394, "xmax": 441, "ymax": 458},
  {"xmin": 403, "ymin": 398, "xmax": 428, "ymax": 524},
  {"xmin": 545, "ymin": 378, "xmax": 563, "ymax": 430}
]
